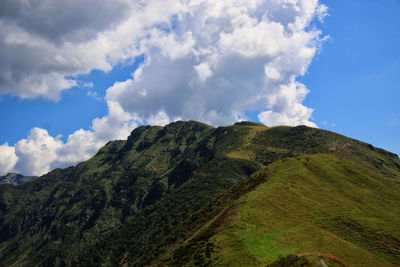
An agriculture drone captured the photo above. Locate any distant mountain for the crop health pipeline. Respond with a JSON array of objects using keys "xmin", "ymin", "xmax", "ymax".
[
  {"xmin": 0, "ymin": 121, "xmax": 399, "ymax": 266},
  {"xmin": 0, "ymin": 173, "xmax": 37, "ymax": 185}
]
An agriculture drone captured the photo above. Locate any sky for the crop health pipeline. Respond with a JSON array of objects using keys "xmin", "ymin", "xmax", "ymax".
[{"xmin": 0, "ymin": 0, "xmax": 399, "ymax": 176}]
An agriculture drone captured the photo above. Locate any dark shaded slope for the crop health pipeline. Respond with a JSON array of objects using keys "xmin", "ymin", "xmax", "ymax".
[
  {"xmin": 0, "ymin": 121, "xmax": 218, "ymax": 266},
  {"xmin": 0, "ymin": 121, "xmax": 399, "ymax": 266}
]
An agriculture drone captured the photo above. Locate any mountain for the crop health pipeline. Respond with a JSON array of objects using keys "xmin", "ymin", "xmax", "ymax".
[
  {"xmin": 0, "ymin": 173, "xmax": 37, "ymax": 185},
  {"xmin": 0, "ymin": 121, "xmax": 399, "ymax": 266}
]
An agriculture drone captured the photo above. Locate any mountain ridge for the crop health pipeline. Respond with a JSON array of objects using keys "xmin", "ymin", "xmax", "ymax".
[
  {"xmin": 0, "ymin": 120, "xmax": 399, "ymax": 266},
  {"xmin": 0, "ymin": 173, "xmax": 37, "ymax": 185}
]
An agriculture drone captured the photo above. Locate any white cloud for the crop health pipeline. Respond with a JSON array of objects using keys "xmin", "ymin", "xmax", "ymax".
[
  {"xmin": 258, "ymin": 80, "xmax": 317, "ymax": 127},
  {"xmin": 79, "ymin": 81, "xmax": 94, "ymax": 88},
  {"xmin": 0, "ymin": 0, "xmax": 182, "ymax": 100},
  {"xmin": 106, "ymin": 0, "xmax": 327, "ymax": 126},
  {"xmin": 0, "ymin": 0, "xmax": 329, "ymax": 175},
  {"xmin": 265, "ymin": 66, "xmax": 282, "ymax": 80},
  {"xmin": 0, "ymin": 143, "xmax": 18, "ymax": 175},
  {"xmin": 91, "ymin": 101, "xmax": 139, "ymax": 141},
  {"xmin": 0, "ymin": 101, "xmax": 139, "ymax": 176},
  {"xmin": 146, "ymin": 110, "xmax": 174, "ymax": 126},
  {"xmin": 14, "ymin": 128, "xmax": 64, "ymax": 176},
  {"xmin": 87, "ymin": 91, "xmax": 102, "ymax": 101},
  {"xmin": 195, "ymin": 62, "xmax": 213, "ymax": 82}
]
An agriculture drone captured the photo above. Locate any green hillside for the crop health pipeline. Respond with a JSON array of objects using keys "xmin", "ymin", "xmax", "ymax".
[
  {"xmin": 0, "ymin": 121, "xmax": 399, "ymax": 266},
  {"xmin": 163, "ymin": 154, "xmax": 400, "ymax": 266}
]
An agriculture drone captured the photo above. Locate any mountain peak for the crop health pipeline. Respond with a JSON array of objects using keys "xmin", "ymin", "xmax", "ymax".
[{"xmin": 233, "ymin": 121, "xmax": 267, "ymax": 127}]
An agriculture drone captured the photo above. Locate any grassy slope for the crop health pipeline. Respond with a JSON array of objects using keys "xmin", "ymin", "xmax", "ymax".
[{"xmin": 166, "ymin": 154, "xmax": 400, "ymax": 266}]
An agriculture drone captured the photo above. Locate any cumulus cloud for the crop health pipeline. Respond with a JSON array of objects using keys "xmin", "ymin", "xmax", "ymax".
[
  {"xmin": 0, "ymin": 0, "xmax": 180, "ymax": 99},
  {"xmin": 259, "ymin": 80, "xmax": 317, "ymax": 127},
  {"xmin": 0, "ymin": 143, "xmax": 18, "ymax": 175},
  {"xmin": 14, "ymin": 128, "xmax": 64, "ymax": 176},
  {"xmin": 0, "ymin": 0, "xmax": 130, "ymax": 99},
  {"xmin": 0, "ymin": 0, "xmax": 328, "ymax": 175},
  {"xmin": 106, "ymin": 0, "xmax": 326, "ymax": 126}
]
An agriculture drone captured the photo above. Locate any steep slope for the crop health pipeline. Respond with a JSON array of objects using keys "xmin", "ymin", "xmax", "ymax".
[
  {"xmin": 163, "ymin": 154, "xmax": 400, "ymax": 266},
  {"xmin": 0, "ymin": 121, "xmax": 399, "ymax": 266}
]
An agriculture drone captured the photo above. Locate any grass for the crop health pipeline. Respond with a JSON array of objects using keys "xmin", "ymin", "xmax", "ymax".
[
  {"xmin": 240, "ymin": 227, "xmax": 296, "ymax": 261},
  {"xmin": 186, "ymin": 154, "xmax": 400, "ymax": 266}
]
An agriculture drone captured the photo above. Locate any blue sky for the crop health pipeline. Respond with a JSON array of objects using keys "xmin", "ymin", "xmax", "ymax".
[
  {"xmin": 302, "ymin": 0, "xmax": 400, "ymax": 155},
  {"xmin": 0, "ymin": 59, "xmax": 140, "ymax": 144},
  {"xmin": 0, "ymin": 0, "xmax": 399, "ymax": 175}
]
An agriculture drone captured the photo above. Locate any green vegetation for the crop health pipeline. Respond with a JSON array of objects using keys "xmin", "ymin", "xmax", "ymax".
[
  {"xmin": 0, "ymin": 121, "xmax": 399, "ymax": 266},
  {"xmin": 266, "ymin": 255, "xmax": 313, "ymax": 267},
  {"xmin": 197, "ymin": 154, "xmax": 400, "ymax": 266}
]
